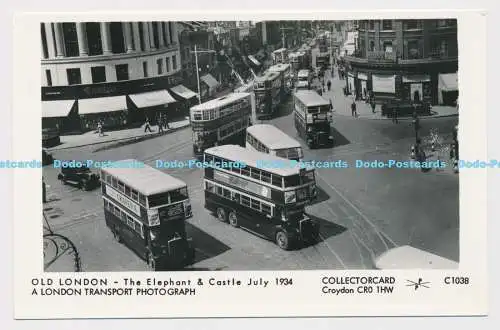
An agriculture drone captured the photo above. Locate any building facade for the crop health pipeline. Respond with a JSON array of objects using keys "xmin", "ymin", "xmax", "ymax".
[
  {"xmin": 40, "ymin": 21, "xmax": 200, "ymax": 132},
  {"xmin": 343, "ymin": 19, "xmax": 458, "ymax": 105}
]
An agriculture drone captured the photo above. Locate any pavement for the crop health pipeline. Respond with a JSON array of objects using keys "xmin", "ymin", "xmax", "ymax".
[
  {"xmin": 318, "ymin": 67, "xmax": 459, "ymax": 120},
  {"xmin": 43, "ymin": 90, "xmax": 459, "ymax": 271}
]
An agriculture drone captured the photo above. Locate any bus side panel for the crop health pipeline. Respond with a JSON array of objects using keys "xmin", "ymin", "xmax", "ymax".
[{"xmin": 104, "ymin": 209, "xmax": 148, "ymax": 261}]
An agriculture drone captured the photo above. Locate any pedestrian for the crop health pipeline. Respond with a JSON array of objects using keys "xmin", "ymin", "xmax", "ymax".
[
  {"xmin": 42, "ymin": 176, "xmax": 47, "ymax": 203},
  {"xmin": 97, "ymin": 120, "xmax": 103, "ymax": 137},
  {"xmin": 371, "ymin": 100, "xmax": 376, "ymax": 114},
  {"xmin": 144, "ymin": 117, "xmax": 152, "ymax": 133},
  {"xmin": 158, "ymin": 115, "xmax": 164, "ymax": 134},
  {"xmin": 329, "ymin": 99, "xmax": 333, "ymax": 111},
  {"xmin": 327, "ymin": 80, "xmax": 331, "ymax": 91},
  {"xmin": 392, "ymin": 108, "xmax": 399, "ymax": 124},
  {"xmin": 351, "ymin": 100, "xmax": 357, "ymax": 117},
  {"xmin": 164, "ymin": 113, "xmax": 170, "ymax": 129}
]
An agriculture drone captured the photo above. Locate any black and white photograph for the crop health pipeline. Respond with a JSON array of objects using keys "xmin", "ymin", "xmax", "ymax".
[{"xmin": 39, "ymin": 19, "xmax": 461, "ymax": 272}]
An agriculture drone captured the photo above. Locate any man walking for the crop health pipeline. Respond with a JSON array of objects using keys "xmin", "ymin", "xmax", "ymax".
[
  {"xmin": 144, "ymin": 117, "xmax": 152, "ymax": 133},
  {"xmin": 371, "ymin": 100, "xmax": 376, "ymax": 113},
  {"xmin": 351, "ymin": 100, "xmax": 357, "ymax": 117},
  {"xmin": 158, "ymin": 114, "xmax": 164, "ymax": 134}
]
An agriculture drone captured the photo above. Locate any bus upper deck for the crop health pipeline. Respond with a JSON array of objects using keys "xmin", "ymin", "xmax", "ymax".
[{"xmin": 246, "ymin": 124, "xmax": 303, "ymax": 161}]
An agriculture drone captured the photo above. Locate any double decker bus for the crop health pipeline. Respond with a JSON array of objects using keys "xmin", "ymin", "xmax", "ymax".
[
  {"xmin": 253, "ymin": 71, "xmax": 281, "ymax": 120},
  {"xmin": 294, "ymin": 90, "xmax": 334, "ymax": 148},
  {"xmin": 100, "ymin": 160, "xmax": 195, "ymax": 270},
  {"xmin": 203, "ymin": 145, "xmax": 319, "ymax": 250},
  {"xmin": 246, "ymin": 124, "xmax": 304, "ymax": 162},
  {"xmin": 272, "ymin": 48, "xmax": 289, "ymax": 64},
  {"xmin": 289, "ymin": 51, "xmax": 306, "ymax": 71},
  {"xmin": 268, "ymin": 63, "xmax": 293, "ymax": 99},
  {"xmin": 190, "ymin": 93, "xmax": 253, "ymax": 156},
  {"xmin": 297, "ymin": 69, "xmax": 313, "ymax": 88}
]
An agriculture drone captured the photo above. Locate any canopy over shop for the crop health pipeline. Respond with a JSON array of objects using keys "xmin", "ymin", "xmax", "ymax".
[
  {"xmin": 438, "ymin": 72, "xmax": 458, "ymax": 105},
  {"xmin": 78, "ymin": 96, "xmax": 128, "ymax": 130},
  {"xmin": 42, "ymin": 100, "xmax": 79, "ymax": 132},
  {"xmin": 128, "ymin": 90, "xmax": 177, "ymax": 122},
  {"xmin": 170, "ymin": 84, "xmax": 199, "ymax": 113}
]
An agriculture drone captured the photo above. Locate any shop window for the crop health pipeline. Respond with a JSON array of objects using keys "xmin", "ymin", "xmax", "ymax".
[
  {"xmin": 165, "ymin": 57, "xmax": 171, "ymax": 72},
  {"xmin": 157, "ymin": 58, "xmax": 163, "ymax": 74},
  {"xmin": 172, "ymin": 55, "xmax": 177, "ymax": 70},
  {"xmin": 66, "ymin": 68, "xmax": 81, "ymax": 85},
  {"xmin": 91, "ymin": 66, "xmax": 106, "ymax": 83},
  {"xmin": 143, "ymin": 62, "xmax": 148, "ymax": 78}
]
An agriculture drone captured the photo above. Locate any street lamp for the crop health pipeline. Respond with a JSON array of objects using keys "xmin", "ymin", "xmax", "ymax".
[{"xmin": 193, "ymin": 44, "xmax": 216, "ymax": 105}]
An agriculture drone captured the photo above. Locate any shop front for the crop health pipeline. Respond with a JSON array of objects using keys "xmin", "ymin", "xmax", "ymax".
[
  {"xmin": 357, "ymin": 72, "xmax": 369, "ymax": 100},
  {"xmin": 438, "ymin": 72, "xmax": 458, "ymax": 106},
  {"xmin": 372, "ymin": 74, "xmax": 396, "ymax": 101},
  {"xmin": 402, "ymin": 74, "xmax": 431, "ymax": 103},
  {"xmin": 78, "ymin": 96, "xmax": 129, "ymax": 132},
  {"xmin": 128, "ymin": 90, "xmax": 178, "ymax": 124}
]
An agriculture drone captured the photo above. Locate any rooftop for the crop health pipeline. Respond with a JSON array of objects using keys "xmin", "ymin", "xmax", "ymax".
[
  {"xmin": 102, "ymin": 159, "xmax": 187, "ymax": 196},
  {"xmin": 246, "ymin": 124, "xmax": 301, "ymax": 150},
  {"xmin": 190, "ymin": 92, "xmax": 250, "ymax": 111},
  {"xmin": 294, "ymin": 90, "xmax": 329, "ymax": 106}
]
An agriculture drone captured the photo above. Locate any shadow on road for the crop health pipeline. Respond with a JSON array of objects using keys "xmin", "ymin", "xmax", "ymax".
[
  {"xmin": 330, "ymin": 126, "xmax": 350, "ymax": 148},
  {"xmin": 309, "ymin": 185, "xmax": 330, "ymax": 205},
  {"xmin": 272, "ymin": 97, "xmax": 294, "ymax": 119},
  {"xmin": 309, "ymin": 214, "xmax": 348, "ymax": 241},
  {"xmin": 185, "ymin": 223, "xmax": 231, "ymax": 264}
]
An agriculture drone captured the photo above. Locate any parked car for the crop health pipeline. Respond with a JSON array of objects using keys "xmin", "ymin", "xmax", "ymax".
[
  {"xmin": 42, "ymin": 148, "xmax": 53, "ymax": 166},
  {"xmin": 381, "ymin": 100, "xmax": 431, "ymax": 117},
  {"xmin": 57, "ymin": 165, "xmax": 100, "ymax": 191},
  {"xmin": 42, "ymin": 127, "xmax": 60, "ymax": 147}
]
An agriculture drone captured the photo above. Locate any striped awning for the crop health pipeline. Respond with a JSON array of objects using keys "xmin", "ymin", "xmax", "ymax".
[
  {"xmin": 78, "ymin": 96, "xmax": 127, "ymax": 115},
  {"xmin": 128, "ymin": 90, "xmax": 177, "ymax": 108},
  {"xmin": 42, "ymin": 100, "xmax": 75, "ymax": 118}
]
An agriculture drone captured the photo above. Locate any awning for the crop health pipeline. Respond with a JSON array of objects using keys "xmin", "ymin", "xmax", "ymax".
[
  {"xmin": 42, "ymin": 100, "xmax": 75, "ymax": 118},
  {"xmin": 403, "ymin": 74, "xmax": 431, "ymax": 83},
  {"xmin": 78, "ymin": 96, "xmax": 127, "ymax": 115},
  {"xmin": 248, "ymin": 55, "xmax": 261, "ymax": 66},
  {"xmin": 372, "ymin": 74, "xmax": 396, "ymax": 94},
  {"xmin": 170, "ymin": 85, "xmax": 198, "ymax": 100},
  {"xmin": 439, "ymin": 73, "xmax": 458, "ymax": 92},
  {"xmin": 200, "ymin": 74, "xmax": 220, "ymax": 90},
  {"xmin": 129, "ymin": 90, "xmax": 176, "ymax": 108}
]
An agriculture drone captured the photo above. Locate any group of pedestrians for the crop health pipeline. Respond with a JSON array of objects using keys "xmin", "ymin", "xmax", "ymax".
[{"xmin": 144, "ymin": 113, "xmax": 170, "ymax": 134}]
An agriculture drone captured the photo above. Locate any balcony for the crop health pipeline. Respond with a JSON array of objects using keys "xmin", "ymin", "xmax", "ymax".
[
  {"xmin": 398, "ymin": 48, "xmax": 458, "ymax": 65},
  {"xmin": 366, "ymin": 50, "xmax": 397, "ymax": 63},
  {"xmin": 344, "ymin": 48, "xmax": 457, "ymax": 66}
]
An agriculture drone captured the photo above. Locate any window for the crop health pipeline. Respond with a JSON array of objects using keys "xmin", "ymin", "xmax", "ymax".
[
  {"xmin": 106, "ymin": 174, "xmax": 112, "ymax": 184},
  {"xmin": 138, "ymin": 23, "xmax": 145, "ymax": 51},
  {"xmin": 250, "ymin": 168, "xmax": 261, "ymax": 180},
  {"xmin": 117, "ymin": 180, "xmax": 125, "ymax": 193},
  {"xmin": 110, "ymin": 22, "xmax": 125, "ymax": 54},
  {"xmin": 86, "ymin": 23, "xmax": 102, "ymax": 56},
  {"xmin": 407, "ymin": 40, "xmax": 421, "ymax": 59},
  {"xmin": 148, "ymin": 192, "xmax": 169, "ymax": 208},
  {"xmin": 250, "ymin": 199, "xmax": 260, "ymax": 210},
  {"xmin": 152, "ymin": 22, "xmax": 160, "ymax": 49},
  {"xmin": 115, "ymin": 64, "xmax": 129, "ymax": 81},
  {"xmin": 172, "ymin": 55, "xmax": 177, "ymax": 70},
  {"xmin": 240, "ymin": 167, "xmax": 250, "ymax": 177},
  {"xmin": 284, "ymin": 175, "xmax": 301, "ymax": 188},
  {"xmin": 404, "ymin": 20, "xmax": 419, "ymax": 30},
  {"xmin": 111, "ymin": 177, "xmax": 117, "ymax": 188},
  {"xmin": 62, "ymin": 23, "xmax": 79, "ymax": 57},
  {"xmin": 131, "ymin": 189, "xmax": 138, "ymax": 201},
  {"xmin": 91, "ymin": 66, "xmax": 106, "ymax": 83},
  {"xmin": 66, "ymin": 68, "xmax": 82, "ymax": 85},
  {"xmin": 41, "ymin": 24, "xmax": 48, "ymax": 58},
  {"xmin": 369, "ymin": 40, "xmax": 375, "ymax": 51},
  {"xmin": 383, "ymin": 41, "xmax": 393, "ymax": 52},
  {"xmin": 271, "ymin": 175, "xmax": 282, "ymax": 188},
  {"xmin": 205, "ymin": 181, "xmax": 215, "ymax": 192},
  {"xmin": 157, "ymin": 58, "xmax": 163, "ymax": 74},
  {"xmin": 382, "ymin": 20, "xmax": 393, "ymax": 30},
  {"xmin": 241, "ymin": 195, "xmax": 250, "ymax": 207},
  {"xmin": 170, "ymin": 187, "xmax": 188, "ymax": 203},
  {"xmin": 369, "ymin": 21, "xmax": 375, "ymax": 30},
  {"xmin": 143, "ymin": 62, "xmax": 148, "ymax": 78},
  {"xmin": 223, "ymin": 188, "xmax": 231, "ymax": 199},
  {"xmin": 262, "ymin": 204, "xmax": 272, "ymax": 216},
  {"xmin": 165, "ymin": 57, "xmax": 171, "ymax": 72},
  {"xmin": 261, "ymin": 171, "xmax": 271, "ymax": 183},
  {"xmin": 162, "ymin": 23, "xmax": 169, "ymax": 45},
  {"xmin": 45, "ymin": 70, "xmax": 52, "ymax": 86},
  {"xmin": 216, "ymin": 185, "xmax": 223, "ymax": 195},
  {"xmin": 125, "ymin": 186, "xmax": 131, "ymax": 197},
  {"xmin": 139, "ymin": 193, "xmax": 146, "ymax": 206}
]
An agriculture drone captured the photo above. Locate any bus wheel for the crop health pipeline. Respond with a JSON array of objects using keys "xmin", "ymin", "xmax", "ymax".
[
  {"xmin": 275, "ymin": 231, "xmax": 290, "ymax": 250},
  {"xmin": 147, "ymin": 252, "xmax": 157, "ymax": 271},
  {"xmin": 216, "ymin": 207, "xmax": 227, "ymax": 222},
  {"xmin": 228, "ymin": 211, "xmax": 239, "ymax": 227}
]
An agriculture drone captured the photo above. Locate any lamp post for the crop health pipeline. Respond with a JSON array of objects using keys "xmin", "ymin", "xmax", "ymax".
[{"xmin": 193, "ymin": 44, "xmax": 216, "ymax": 105}]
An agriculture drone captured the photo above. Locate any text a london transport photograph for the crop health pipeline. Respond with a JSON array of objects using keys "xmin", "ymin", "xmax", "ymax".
[{"xmin": 40, "ymin": 19, "xmax": 460, "ymax": 272}]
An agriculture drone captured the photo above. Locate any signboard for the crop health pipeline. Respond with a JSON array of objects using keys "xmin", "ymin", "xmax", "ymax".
[
  {"xmin": 158, "ymin": 203, "xmax": 184, "ymax": 220},
  {"xmin": 214, "ymin": 170, "xmax": 271, "ymax": 199},
  {"xmin": 105, "ymin": 185, "xmax": 141, "ymax": 216},
  {"xmin": 372, "ymin": 74, "xmax": 396, "ymax": 93}
]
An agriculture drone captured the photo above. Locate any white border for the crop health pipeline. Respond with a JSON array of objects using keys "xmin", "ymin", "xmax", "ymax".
[{"xmin": 12, "ymin": 10, "xmax": 488, "ymax": 320}]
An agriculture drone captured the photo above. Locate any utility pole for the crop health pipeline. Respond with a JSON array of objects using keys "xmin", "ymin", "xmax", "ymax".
[{"xmin": 193, "ymin": 44, "xmax": 216, "ymax": 105}]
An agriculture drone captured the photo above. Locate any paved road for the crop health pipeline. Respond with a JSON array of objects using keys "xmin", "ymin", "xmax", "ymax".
[{"xmin": 43, "ymin": 87, "xmax": 459, "ymax": 271}]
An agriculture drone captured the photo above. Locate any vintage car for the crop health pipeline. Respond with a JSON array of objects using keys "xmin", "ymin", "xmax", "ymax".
[
  {"xmin": 57, "ymin": 165, "xmax": 100, "ymax": 191},
  {"xmin": 42, "ymin": 148, "xmax": 53, "ymax": 166},
  {"xmin": 381, "ymin": 100, "xmax": 431, "ymax": 117},
  {"xmin": 42, "ymin": 127, "xmax": 61, "ymax": 147}
]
